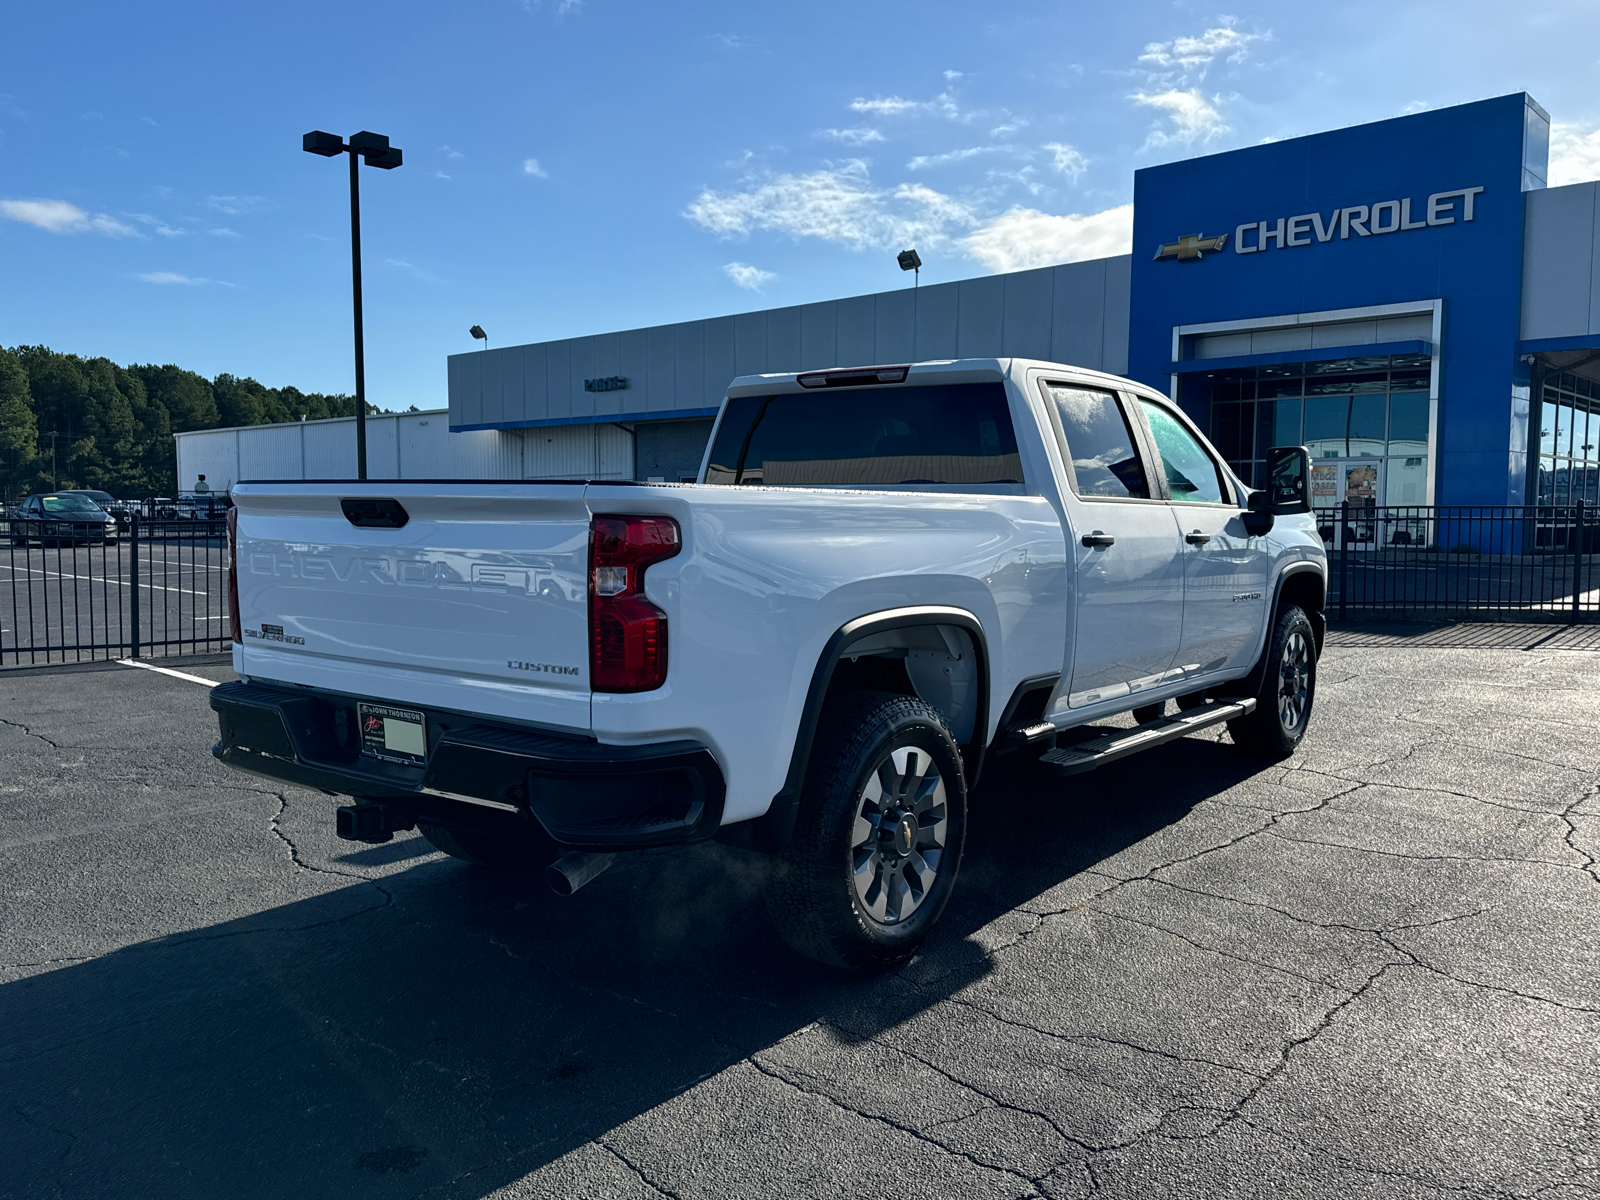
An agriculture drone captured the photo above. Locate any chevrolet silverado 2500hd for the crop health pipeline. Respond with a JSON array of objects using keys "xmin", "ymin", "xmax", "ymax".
[{"xmin": 211, "ymin": 358, "xmax": 1326, "ymax": 971}]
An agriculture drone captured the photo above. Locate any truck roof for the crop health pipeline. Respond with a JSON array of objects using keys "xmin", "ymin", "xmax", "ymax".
[{"xmin": 725, "ymin": 357, "xmax": 1152, "ymax": 400}]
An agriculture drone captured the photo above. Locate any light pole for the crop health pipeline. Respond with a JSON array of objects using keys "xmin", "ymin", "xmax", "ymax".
[{"xmin": 303, "ymin": 129, "xmax": 404, "ymax": 480}]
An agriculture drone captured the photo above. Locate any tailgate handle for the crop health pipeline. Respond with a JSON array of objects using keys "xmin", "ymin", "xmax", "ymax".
[{"xmin": 341, "ymin": 498, "xmax": 410, "ymax": 529}]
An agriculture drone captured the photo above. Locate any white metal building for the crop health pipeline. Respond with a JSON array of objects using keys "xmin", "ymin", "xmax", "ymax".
[{"xmin": 173, "ymin": 409, "xmax": 634, "ymax": 492}]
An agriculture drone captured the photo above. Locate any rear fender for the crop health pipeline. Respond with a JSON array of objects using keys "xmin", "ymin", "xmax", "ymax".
[{"xmin": 717, "ymin": 605, "xmax": 989, "ymax": 855}]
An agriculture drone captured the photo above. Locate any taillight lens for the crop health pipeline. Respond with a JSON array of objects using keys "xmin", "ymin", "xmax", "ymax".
[
  {"xmin": 589, "ymin": 514, "xmax": 680, "ymax": 692},
  {"xmin": 226, "ymin": 506, "xmax": 242, "ymax": 645}
]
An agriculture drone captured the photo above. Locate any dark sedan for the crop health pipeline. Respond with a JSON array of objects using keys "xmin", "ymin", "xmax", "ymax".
[{"xmin": 10, "ymin": 493, "xmax": 120, "ymax": 546}]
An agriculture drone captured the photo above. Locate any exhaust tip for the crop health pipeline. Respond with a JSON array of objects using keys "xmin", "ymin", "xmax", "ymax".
[{"xmin": 546, "ymin": 851, "xmax": 617, "ymax": 897}]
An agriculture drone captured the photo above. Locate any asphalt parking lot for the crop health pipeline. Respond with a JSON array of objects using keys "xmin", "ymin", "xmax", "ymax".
[{"xmin": 2, "ymin": 631, "xmax": 1598, "ymax": 1199}]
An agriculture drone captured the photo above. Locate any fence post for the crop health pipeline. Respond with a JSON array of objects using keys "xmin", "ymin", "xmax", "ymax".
[
  {"xmin": 1338, "ymin": 501, "xmax": 1349, "ymax": 622},
  {"xmin": 129, "ymin": 514, "xmax": 141, "ymax": 659},
  {"xmin": 1573, "ymin": 499, "xmax": 1585, "ymax": 625}
]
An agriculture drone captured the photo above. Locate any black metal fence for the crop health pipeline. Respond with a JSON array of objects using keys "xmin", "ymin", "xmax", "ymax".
[
  {"xmin": 1, "ymin": 515, "xmax": 231, "ymax": 668},
  {"xmin": 1320, "ymin": 502, "xmax": 1598, "ymax": 622}
]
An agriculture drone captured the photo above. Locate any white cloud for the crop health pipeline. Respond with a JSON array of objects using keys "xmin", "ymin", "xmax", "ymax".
[
  {"xmin": 990, "ymin": 121, "xmax": 1025, "ymax": 138},
  {"xmin": 712, "ymin": 33, "xmax": 747, "ymax": 50},
  {"xmin": 1044, "ymin": 142, "xmax": 1088, "ymax": 181},
  {"xmin": 1, "ymin": 199, "xmax": 135, "ymax": 236},
  {"xmin": 907, "ymin": 146, "xmax": 1004, "ymax": 170},
  {"xmin": 944, "ymin": 70, "xmax": 963, "ymax": 81},
  {"xmin": 206, "ymin": 226, "xmax": 239, "ymax": 238},
  {"xmin": 438, "ymin": 144, "xmax": 465, "ymax": 160},
  {"xmin": 1550, "ymin": 124, "xmax": 1600, "ymax": 187},
  {"xmin": 1134, "ymin": 89, "xmax": 1229, "ymax": 147},
  {"xmin": 434, "ymin": 171, "xmax": 451, "ymax": 180},
  {"xmin": 127, "ymin": 212, "xmax": 186, "ymax": 237},
  {"xmin": 723, "ymin": 261, "xmax": 775, "ymax": 290},
  {"xmin": 685, "ymin": 159, "xmax": 977, "ymax": 252},
  {"xmin": 851, "ymin": 90, "xmax": 967, "ymax": 122},
  {"xmin": 137, "ymin": 271, "xmax": 236, "ymax": 286},
  {"xmin": 851, "ymin": 96, "xmax": 921, "ymax": 116},
  {"xmin": 818, "ymin": 127, "xmax": 884, "ymax": 146},
  {"xmin": 522, "ymin": 158, "xmax": 548, "ymax": 177},
  {"xmin": 204, "ymin": 195, "xmax": 270, "ymax": 216},
  {"xmin": 1139, "ymin": 22, "xmax": 1265, "ymax": 78},
  {"xmin": 962, "ymin": 204, "xmax": 1133, "ymax": 273}
]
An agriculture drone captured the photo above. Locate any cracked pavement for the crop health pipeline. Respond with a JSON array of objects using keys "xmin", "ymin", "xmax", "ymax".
[{"xmin": 1, "ymin": 637, "xmax": 1598, "ymax": 1199}]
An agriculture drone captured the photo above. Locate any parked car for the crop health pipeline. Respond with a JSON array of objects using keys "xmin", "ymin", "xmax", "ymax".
[
  {"xmin": 154, "ymin": 492, "xmax": 232, "ymax": 521},
  {"xmin": 210, "ymin": 357, "xmax": 1326, "ymax": 971},
  {"xmin": 51, "ymin": 488, "xmax": 138, "ymax": 527},
  {"xmin": 10, "ymin": 493, "xmax": 120, "ymax": 545}
]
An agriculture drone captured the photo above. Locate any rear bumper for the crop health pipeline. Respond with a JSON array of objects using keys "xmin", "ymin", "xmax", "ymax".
[{"xmin": 209, "ymin": 680, "xmax": 725, "ymax": 851}]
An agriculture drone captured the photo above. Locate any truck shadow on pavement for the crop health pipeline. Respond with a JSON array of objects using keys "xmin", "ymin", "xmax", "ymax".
[{"xmin": 2, "ymin": 739, "xmax": 1268, "ymax": 1199}]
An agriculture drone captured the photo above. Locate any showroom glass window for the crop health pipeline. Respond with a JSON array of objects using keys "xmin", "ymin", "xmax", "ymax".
[
  {"xmin": 1535, "ymin": 371, "xmax": 1600, "ymax": 517},
  {"xmin": 1205, "ymin": 354, "xmax": 1432, "ymax": 504}
]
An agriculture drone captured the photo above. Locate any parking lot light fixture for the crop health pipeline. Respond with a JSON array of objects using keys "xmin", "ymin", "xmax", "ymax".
[
  {"xmin": 897, "ymin": 248, "xmax": 922, "ymax": 287},
  {"xmin": 470, "ymin": 325, "xmax": 488, "ymax": 349},
  {"xmin": 302, "ymin": 129, "xmax": 405, "ymax": 481}
]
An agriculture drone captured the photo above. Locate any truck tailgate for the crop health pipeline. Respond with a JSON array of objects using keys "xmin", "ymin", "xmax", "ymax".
[{"xmin": 233, "ymin": 483, "xmax": 592, "ymax": 733}]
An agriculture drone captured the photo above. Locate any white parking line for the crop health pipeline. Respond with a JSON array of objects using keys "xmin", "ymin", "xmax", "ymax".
[
  {"xmin": 115, "ymin": 659, "xmax": 220, "ymax": 687},
  {"xmin": 0, "ymin": 563, "xmax": 211, "ymax": 596}
]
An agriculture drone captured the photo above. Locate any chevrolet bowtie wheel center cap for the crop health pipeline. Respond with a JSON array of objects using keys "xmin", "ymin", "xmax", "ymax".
[{"xmin": 892, "ymin": 814, "xmax": 919, "ymax": 856}]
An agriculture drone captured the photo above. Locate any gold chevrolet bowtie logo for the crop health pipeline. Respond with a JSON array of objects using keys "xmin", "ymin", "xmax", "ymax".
[{"xmin": 1154, "ymin": 232, "xmax": 1229, "ymax": 261}]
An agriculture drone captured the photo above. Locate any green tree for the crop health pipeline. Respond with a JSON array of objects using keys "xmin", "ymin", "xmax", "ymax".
[
  {"xmin": 0, "ymin": 348, "xmax": 37, "ymax": 501},
  {"xmin": 129, "ymin": 363, "xmax": 218, "ymax": 433}
]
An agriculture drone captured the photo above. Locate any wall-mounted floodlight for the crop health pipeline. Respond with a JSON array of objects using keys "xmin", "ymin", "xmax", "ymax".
[
  {"xmin": 469, "ymin": 325, "xmax": 488, "ymax": 349},
  {"xmin": 897, "ymin": 248, "xmax": 922, "ymax": 287},
  {"xmin": 302, "ymin": 128, "xmax": 405, "ymax": 480}
]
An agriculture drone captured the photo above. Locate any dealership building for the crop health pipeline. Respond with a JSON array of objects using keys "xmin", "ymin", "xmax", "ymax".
[{"xmin": 181, "ymin": 92, "xmax": 1600, "ymax": 514}]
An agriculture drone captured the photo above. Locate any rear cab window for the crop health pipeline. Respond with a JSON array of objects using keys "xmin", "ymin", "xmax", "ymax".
[
  {"xmin": 703, "ymin": 382, "xmax": 1025, "ymax": 493},
  {"xmin": 1040, "ymin": 382, "xmax": 1150, "ymax": 500}
]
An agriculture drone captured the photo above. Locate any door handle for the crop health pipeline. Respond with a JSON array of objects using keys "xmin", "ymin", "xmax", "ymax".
[
  {"xmin": 1185, "ymin": 531, "xmax": 1211, "ymax": 545},
  {"xmin": 1081, "ymin": 532, "xmax": 1115, "ymax": 548}
]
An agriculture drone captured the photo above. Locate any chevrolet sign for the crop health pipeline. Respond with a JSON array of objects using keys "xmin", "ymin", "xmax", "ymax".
[{"xmin": 1154, "ymin": 233, "xmax": 1229, "ymax": 262}]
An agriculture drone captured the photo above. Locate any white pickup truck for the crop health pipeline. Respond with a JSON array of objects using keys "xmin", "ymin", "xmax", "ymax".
[{"xmin": 212, "ymin": 358, "xmax": 1326, "ymax": 971}]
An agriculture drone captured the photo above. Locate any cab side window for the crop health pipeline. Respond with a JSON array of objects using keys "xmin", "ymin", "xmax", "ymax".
[
  {"xmin": 1138, "ymin": 399, "xmax": 1228, "ymax": 504},
  {"xmin": 1044, "ymin": 383, "xmax": 1149, "ymax": 499}
]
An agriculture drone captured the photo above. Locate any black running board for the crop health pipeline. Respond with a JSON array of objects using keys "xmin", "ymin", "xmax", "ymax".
[{"xmin": 1039, "ymin": 698, "xmax": 1256, "ymax": 775}]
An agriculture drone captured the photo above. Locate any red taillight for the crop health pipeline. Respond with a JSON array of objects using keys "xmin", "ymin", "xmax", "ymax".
[
  {"xmin": 589, "ymin": 514, "xmax": 680, "ymax": 692},
  {"xmin": 226, "ymin": 506, "xmax": 241, "ymax": 645}
]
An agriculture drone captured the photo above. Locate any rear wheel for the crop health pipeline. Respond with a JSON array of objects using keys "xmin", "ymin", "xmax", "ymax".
[
  {"xmin": 418, "ymin": 820, "xmax": 559, "ymax": 872},
  {"xmin": 766, "ymin": 691, "xmax": 967, "ymax": 972},
  {"xmin": 1228, "ymin": 604, "xmax": 1317, "ymax": 758}
]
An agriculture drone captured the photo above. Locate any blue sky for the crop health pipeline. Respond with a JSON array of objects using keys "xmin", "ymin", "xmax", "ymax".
[{"xmin": 4, "ymin": 0, "xmax": 1600, "ymax": 410}]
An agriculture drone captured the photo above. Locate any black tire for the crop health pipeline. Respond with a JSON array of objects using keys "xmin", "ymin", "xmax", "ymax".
[
  {"xmin": 1228, "ymin": 604, "xmax": 1317, "ymax": 758},
  {"xmin": 766, "ymin": 690, "xmax": 967, "ymax": 973},
  {"xmin": 417, "ymin": 820, "xmax": 559, "ymax": 872}
]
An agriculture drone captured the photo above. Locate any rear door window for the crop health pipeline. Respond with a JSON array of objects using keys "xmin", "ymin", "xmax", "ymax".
[
  {"xmin": 702, "ymin": 382, "xmax": 1024, "ymax": 492},
  {"xmin": 1043, "ymin": 383, "xmax": 1150, "ymax": 499}
]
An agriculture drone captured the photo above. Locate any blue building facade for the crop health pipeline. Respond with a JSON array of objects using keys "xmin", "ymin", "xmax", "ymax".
[
  {"xmin": 451, "ymin": 93, "xmax": 1600, "ymax": 511},
  {"xmin": 1130, "ymin": 93, "xmax": 1547, "ymax": 509}
]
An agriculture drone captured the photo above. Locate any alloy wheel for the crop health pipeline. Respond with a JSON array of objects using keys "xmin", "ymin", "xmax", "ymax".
[
  {"xmin": 1278, "ymin": 630, "xmax": 1311, "ymax": 732},
  {"xmin": 850, "ymin": 746, "xmax": 949, "ymax": 926}
]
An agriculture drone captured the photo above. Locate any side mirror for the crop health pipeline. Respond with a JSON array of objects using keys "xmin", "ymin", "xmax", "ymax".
[
  {"xmin": 1267, "ymin": 445, "xmax": 1312, "ymax": 514},
  {"xmin": 1242, "ymin": 487, "xmax": 1275, "ymax": 536}
]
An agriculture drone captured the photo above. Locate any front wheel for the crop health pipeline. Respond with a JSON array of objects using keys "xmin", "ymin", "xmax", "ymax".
[
  {"xmin": 766, "ymin": 691, "xmax": 967, "ymax": 973},
  {"xmin": 1228, "ymin": 604, "xmax": 1317, "ymax": 758}
]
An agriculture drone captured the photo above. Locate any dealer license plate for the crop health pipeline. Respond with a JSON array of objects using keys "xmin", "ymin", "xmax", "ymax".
[{"xmin": 358, "ymin": 703, "xmax": 427, "ymax": 766}]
